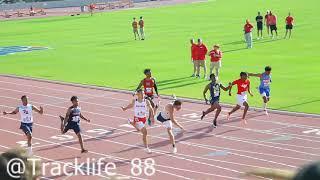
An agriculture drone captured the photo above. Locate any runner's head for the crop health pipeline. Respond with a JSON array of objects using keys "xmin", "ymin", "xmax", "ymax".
[
  {"xmin": 21, "ymin": 95, "xmax": 28, "ymax": 106},
  {"xmin": 71, "ymin": 96, "xmax": 79, "ymax": 106},
  {"xmin": 258, "ymin": 11, "xmax": 261, "ymax": 15},
  {"xmin": 173, "ymin": 100, "xmax": 182, "ymax": 111},
  {"xmin": 213, "ymin": 44, "xmax": 220, "ymax": 50},
  {"xmin": 136, "ymin": 89, "xmax": 144, "ymax": 99},
  {"xmin": 144, "ymin": 69, "xmax": 152, "ymax": 77},
  {"xmin": 209, "ymin": 74, "xmax": 216, "ymax": 82},
  {"xmin": 240, "ymin": 72, "xmax": 248, "ymax": 80},
  {"xmin": 265, "ymin": 66, "xmax": 272, "ymax": 75}
]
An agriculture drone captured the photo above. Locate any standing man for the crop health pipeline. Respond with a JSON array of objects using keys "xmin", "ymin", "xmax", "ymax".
[
  {"xmin": 208, "ymin": 44, "xmax": 223, "ymax": 79},
  {"xmin": 248, "ymin": 66, "xmax": 272, "ymax": 115},
  {"xmin": 190, "ymin": 39, "xmax": 198, "ymax": 77},
  {"xmin": 265, "ymin": 10, "xmax": 271, "ymax": 37},
  {"xmin": 3, "ymin": 95, "xmax": 44, "ymax": 156},
  {"xmin": 244, "ymin": 19, "xmax": 254, "ymax": 49},
  {"xmin": 269, "ymin": 11, "xmax": 278, "ymax": 39},
  {"xmin": 256, "ymin": 12, "xmax": 263, "ymax": 39},
  {"xmin": 284, "ymin": 12, "xmax": 294, "ymax": 39},
  {"xmin": 194, "ymin": 39, "xmax": 208, "ymax": 79},
  {"xmin": 139, "ymin": 16, "xmax": 145, "ymax": 40},
  {"xmin": 132, "ymin": 18, "xmax": 140, "ymax": 40}
]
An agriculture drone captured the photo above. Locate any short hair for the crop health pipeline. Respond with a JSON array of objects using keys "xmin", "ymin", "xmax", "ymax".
[
  {"xmin": 173, "ymin": 100, "xmax": 182, "ymax": 106},
  {"xmin": 198, "ymin": 38, "xmax": 202, "ymax": 43},
  {"xmin": 21, "ymin": 95, "xmax": 27, "ymax": 100},
  {"xmin": 140, "ymin": 16, "xmax": 143, "ymax": 19},
  {"xmin": 70, "ymin": 96, "xmax": 78, "ymax": 102},
  {"xmin": 136, "ymin": 89, "xmax": 143, "ymax": 93},
  {"xmin": 240, "ymin": 72, "xmax": 248, "ymax": 76},
  {"xmin": 209, "ymin": 73, "xmax": 216, "ymax": 79},
  {"xmin": 265, "ymin": 66, "xmax": 272, "ymax": 71},
  {"xmin": 144, "ymin": 69, "xmax": 151, "ymax": 75}
]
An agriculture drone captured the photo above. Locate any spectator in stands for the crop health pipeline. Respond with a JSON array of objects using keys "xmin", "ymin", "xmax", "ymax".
[
  {"xmin": 139, "ymin": 16, "xmax": 145, "ymax": 40},
  {"xmin": 29, "ymin": 6, "xmax": 35, "ymax": 16}
]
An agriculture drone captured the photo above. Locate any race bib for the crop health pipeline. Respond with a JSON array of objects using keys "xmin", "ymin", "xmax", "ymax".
[
  {"xmin": 145, "ymin": 88, "xmax": 152, "ymax": 93},
  {"xmin": 23, "ymin": 117, "xmax": 32, "ymax": 122},
  {"xmin": 72, "ymin": 116, "xmax": 80, "ymax": 122}
]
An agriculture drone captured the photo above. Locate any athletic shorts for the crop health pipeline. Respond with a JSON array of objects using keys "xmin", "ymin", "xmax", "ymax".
[
  {"xmin": 156, "ymin": 113, "xmax": 172, "ymax": 129},
  {"xmin": 129, "ymin": 116, "xmax": 146, "ymax": 130},
  {"xmin": 64, "ymin": 121, "xmax": 81, "ymax": 134},
  {"xmin": 20, "ymin": 123, "xmax": 33, "ymax": 135},
  {"xmin": 259, "ymin": 87, "xmax": 270, "ymax": 97},
  {"xmin": 210, "ymin": 61, "xmax": 221, "ymax": 69},
  {"xmin": 210, "ymin": 96, "xmax": 220, "ymax": 105},
  {"xmin": 237, "ymin": 94, "xmax": 248, "ymax": 106},
  {"xmin": 194, "ymin": 60, "xmax": 206, "ymax": 67},
  {"xmin": 133, "ymin": 29, "xmax": 138, "ymax": 33},
  {"xmin": 270, "ymin": 25, "xmax": 277, "ymax": 31},
  {"xmin": 257, "ymin": 22, "xmax": 263, "ymax": 30},
  {"xmin": 139, "ymin": 28, "xmax": 144, "ymax": 34},
  {"xmin": 286, "ymin": 24, "xmax": 293, "ymax": 30}
]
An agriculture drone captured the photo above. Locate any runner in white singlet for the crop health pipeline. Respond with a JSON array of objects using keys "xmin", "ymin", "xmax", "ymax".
[
  {"xmin": 122, "ymin": 89, "xmax": 154, "ymax": 153},
  {"xmin": 3, "ymin": 95, "xmax": 43, "ymax": 156}
]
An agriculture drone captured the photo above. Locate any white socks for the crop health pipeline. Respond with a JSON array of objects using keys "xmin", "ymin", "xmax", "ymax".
[{"xmin": 27, "ymin": 146, "xmax": 32, "ymax": 156}]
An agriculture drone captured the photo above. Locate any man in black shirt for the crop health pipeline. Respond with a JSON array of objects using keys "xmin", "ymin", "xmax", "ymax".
[{"xmin": 256, "ymin": 12, "xmax": 263, "ymax": 39}]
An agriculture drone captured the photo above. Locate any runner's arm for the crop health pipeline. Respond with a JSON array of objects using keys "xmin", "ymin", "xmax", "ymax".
[
  {"xmin": 247, "ymin": 73, "xmax": 262, "ymax": 78},
  {"xmin": 248, "ymin": 83, "xmax": 253, "ymax": 96},
  {"xmin": 154, "ymin": 79, "xmax": 159, "ymax": 96},
  {"xmin": 135, "ymin": 80, "xmax": 143, "ymax": 94},
  {"xmin": 168, "ymin": 106, "xmax": 184, "ymax": 130},
  {"xmin": 3, "ymin": 107, "xmax": 19, "ymax": 115},
  {"xmin": 220, "ymin": 84, "xmax": 229, "ymax": 91},
  {"xmin": 32, "ymin": 105, "xmax": 43, "ymax": 114},
  {"xmin": 64, "ymin": 108, "xmax": 72, "ymax": 126},
  {"xmin": 228, "ymin": 82, "xmax": 233, "ymax": 96},
  {"xmin": 203, "ymin": 84, "xmax": 210, "ymax": 103},
  {"xmin": 121, "ymin": 99, "xmax": 135, "ymax": 111},
  {"xmin": 80, "ymin": 113, "xmax": 90, "ymax": 122}
]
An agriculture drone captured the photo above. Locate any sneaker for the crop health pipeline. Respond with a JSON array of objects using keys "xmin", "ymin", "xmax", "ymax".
[
  {"xmin": 145, "ymin": 148, "xmax": 152, "ymax": 153},
  {"xmin": 191, "ymin": 74, "xmax": 195, "ymax": 77},
  {"xmin": 213, "ymin": 120, "xmax": 217, "ymax": 128},
  {"xmin": 200, "ymin": 111, "xmax": 205, "ymax": 120},
  {"xmin": 257, "ymin": 37, "xmax": 260, "ymax": 40},
  {"xmin": 196, "ymin": 75, "xmax": 200, "ymax": 78},
  {"xmin": 173, "ymin": 147, "xmax": 177, "ymax": 154},
  {"xmin": 81, "ymin": 149, "xmax": 88, "ymax": 153},
  {"xmin": 264, "ymin": 109, "xmax": 269, "ymax": 116}
]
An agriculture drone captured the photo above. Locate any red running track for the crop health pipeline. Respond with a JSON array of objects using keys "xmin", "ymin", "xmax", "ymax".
[{"xmin": 0, "ymin": 75, "xmax": 319, "ymax": 180}]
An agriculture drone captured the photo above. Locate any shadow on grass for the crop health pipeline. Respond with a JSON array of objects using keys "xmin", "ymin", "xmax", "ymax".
[{"xmin": 276, "ymin": 99, "xmax": 320, "ymax": 110}]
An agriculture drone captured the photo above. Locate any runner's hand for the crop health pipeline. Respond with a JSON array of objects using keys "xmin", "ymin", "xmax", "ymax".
[
  {"xmin": 121, "ymin": 107, "xmax": 126, "ymax": 111},
  {"xmin": 3, "ymin": 111, "xmax": 7, "ymax": 115}
]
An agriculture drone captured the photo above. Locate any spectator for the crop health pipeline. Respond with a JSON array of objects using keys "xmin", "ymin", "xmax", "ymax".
[
  {"xmin": 244, "ymin": 19, "xmax": 254, "ymax": 48},
  {"xmin": 208, "ymin": 44, "xmax": 223, "ymax": 79},
  {"xmin": 194, "ymin": 39, "xmax": 208, "ymax": 79},
  {"xmin": 269, "ymin": 11, "xmax": 278, "ymax": 39},
  {"xmin": 190, "ymin": 38, "xmax": 197, "ymax": 77},
  {"xmin": 264, "ymin": 10, "xmax": 271, "ymax": 36},
  {"xmin": 255, "ymin": 12, "xmax": 263, "ymax": 39},
  {"xmin": 139, "ymin": 16, "xmax": 145, "ymax": 40},
  {"xmin": 285, "ymin": 12, "xmax": 294, "ymax": 39}
]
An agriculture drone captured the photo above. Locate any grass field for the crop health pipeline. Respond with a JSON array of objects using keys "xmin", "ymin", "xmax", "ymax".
[{"xmin": 0, "ymin": 0, "xmax": 319, "ymax": 114}]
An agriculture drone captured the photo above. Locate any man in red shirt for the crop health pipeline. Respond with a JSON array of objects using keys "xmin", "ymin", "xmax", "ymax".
[
  {"xmin": 285, "ymin": 12, "xmax": 294, "ymax": 39},
  {"xmin": 227, "ymin": 72, "xmax": 253, "ymax": 125},
  {"xmin": 264, "ymin": 10, "xmax": 271, "ymax": 36},
  {"xmin": 132, "ymin": 17, "xmax": 140, "ymax": 40},
  {"xmin": 208, "ymin": 44, "xmax": 223, "ymax": 79},
  {"xmin": 190, "ymin": 39, "xmax": 197, "ymax": 77},
  {"xmin": 136, "ymin": 69, "xmax": 159, "ymax": 125},
  {"xmin": 194, "ymin": 39, "xmax": 208, "ymax": 79},
  {"xmin": 139, "ymin": 16, "xmax": 145, "ymax": 40},
  {"xmin": 244, "ymin": 19, "xmax": 254, "ymax": 48},
  {"xmin": 269, "ymin": 11, "xmax": 278, "ymax": 39}
]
